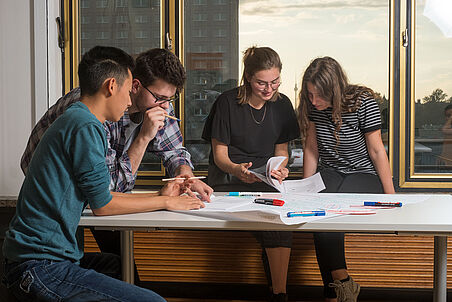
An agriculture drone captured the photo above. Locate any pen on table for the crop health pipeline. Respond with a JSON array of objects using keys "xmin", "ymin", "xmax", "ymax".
[
  {"xmin": 254, "ymin": 198, "xmax": 285, "ymax": 206},
  {"xmin": 363, "ymin": 201, "xmax": 402, "ymax": 207},
  {"xmin": 287, "ymin": 211, "xmax": 326, "ymax": 217},
  {"xmin": 162, "ymin": 176, "xmax": 206, "ymax": 181},
  {"xmin": 226, "ymin": 192, "xmax": 262, "ymax": 196}
]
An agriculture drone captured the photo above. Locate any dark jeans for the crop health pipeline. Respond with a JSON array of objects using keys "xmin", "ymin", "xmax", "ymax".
[
  {"xmin": 2, "ymin": 254, "xmax": 164, "ymax": 302},
  {"xmin": 316, "ymin": 169, "xmax": 384, "ymax": 298}
]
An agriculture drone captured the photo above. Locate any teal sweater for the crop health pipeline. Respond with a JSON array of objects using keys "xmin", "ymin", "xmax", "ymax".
[{"xmin": 3, "ymin": 102, "xmax": 112, "ymax": 263}]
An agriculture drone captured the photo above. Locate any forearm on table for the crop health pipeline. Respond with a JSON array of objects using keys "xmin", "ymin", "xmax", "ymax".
[
  {"xmin": 111, "ymin": 191, "xmax": 159, "ymax": 198},
  {"xmin": 92, "ymin": 193, "xmax": 170, "ymax": 216}
]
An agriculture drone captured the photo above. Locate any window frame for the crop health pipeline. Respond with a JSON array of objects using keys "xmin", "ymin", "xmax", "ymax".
[{"xmin": 62, "ymin": 0, "xmax": 452, "ymax": 191}]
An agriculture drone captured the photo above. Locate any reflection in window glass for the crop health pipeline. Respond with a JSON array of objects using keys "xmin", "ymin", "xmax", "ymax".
[
  {"xmin": 184, "ymin": 0, "xmax": 389, "ymax": 172},
  {"xmin": 96, "ymin": 16, "xmax": 110, "ymax": 23},
  {"xmin": 96, "ymin": 0, "xmax": 108, "ymax": 8},
  {"xmin": 184, "ymin": 0, "xmax": 239, "ymax": 171},
  {"xmin": 414, "ymin": 1, "xmax": 452, "ymax": 173},
  {"xmin": 80, "ymin": 0, "xmax": 160, "ymax": 56},
  {"xmin": 79, "ymin": 0, "xmax": 161, "ymax": 172}
]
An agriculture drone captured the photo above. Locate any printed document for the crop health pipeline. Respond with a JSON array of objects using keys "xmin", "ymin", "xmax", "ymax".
[{"xmin": 249, "ymin": 156, "xmax": 325, "ymax": 193}]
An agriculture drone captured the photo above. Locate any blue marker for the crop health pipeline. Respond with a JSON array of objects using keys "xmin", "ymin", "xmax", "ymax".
[
  {"xmin": 287, "ymin": 211, "xmax": 326, "ymax": 217},
  {"xmin": 226, "ymin": 192, "xmax": 262, "ymax": 196},
  {"xmin": 363, "ymin": 201, "xmax": 402, "ymax": 207}
]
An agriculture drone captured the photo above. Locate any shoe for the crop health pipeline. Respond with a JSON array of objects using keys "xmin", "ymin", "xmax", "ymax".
[
  {"xmin": 329, "ymin": 276, "xmax": 360, "ymax": 302},
  {"xmin": 269, "ymin": 293, "xmax": 288, "ymax": 302}
]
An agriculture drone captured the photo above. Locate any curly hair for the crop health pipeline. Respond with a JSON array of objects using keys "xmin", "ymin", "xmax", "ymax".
[
  {"xmin": 133, "ymin": 48, "xmax": 186, "ymax": 90},
  {"xmin": 237, "ymin": 46, "xmax": 282, "ymax": 104},
  {"xmin": 297, "ymin": 56, "xmax": 374, "ymax": 146}
]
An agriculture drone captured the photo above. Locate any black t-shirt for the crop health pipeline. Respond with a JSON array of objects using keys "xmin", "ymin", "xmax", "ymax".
[{"xmin": 202, "ymin": 87, "xmax": 300, "ymax": 169}]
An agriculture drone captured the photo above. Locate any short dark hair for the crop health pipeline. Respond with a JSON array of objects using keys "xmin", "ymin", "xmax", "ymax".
[
  {"xmin": 133, "ymin": 48, "xmax": 186, "ymax": 90},
  {"xmin": 78, "ymin": 46, "xmax": 135, "ymax": 96}
]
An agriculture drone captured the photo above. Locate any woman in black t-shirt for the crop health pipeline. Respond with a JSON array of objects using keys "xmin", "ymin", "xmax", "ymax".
[
  {"xmin": 203, "ymin": 46, "xmax": 299, "ymax": 301},
  {"xmin": 298, "ymin": 56, "xmax": 395, "ymax": 302}
]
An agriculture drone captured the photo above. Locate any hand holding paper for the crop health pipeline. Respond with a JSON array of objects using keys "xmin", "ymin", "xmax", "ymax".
[
  {"xmin": 270, "ymin": 166, "xmax": 289, "ymax": 184},
  {"xmin": 249, "ymin": 156, "xmax": 326, "ymax": 193},
  {"xmin": 234, "ymin": 162, "xmax": 262, "ymax": 184}
]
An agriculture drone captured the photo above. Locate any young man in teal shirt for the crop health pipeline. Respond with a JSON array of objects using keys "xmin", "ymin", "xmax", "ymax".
[{"xmin": 2, "ymin": 46, "xmax": 204, "ymax": 301}]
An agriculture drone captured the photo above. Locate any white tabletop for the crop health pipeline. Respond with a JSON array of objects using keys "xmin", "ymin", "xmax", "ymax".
[{"xmin": 80, "ymin": 194, "xmax": 452, "ymax": 235}]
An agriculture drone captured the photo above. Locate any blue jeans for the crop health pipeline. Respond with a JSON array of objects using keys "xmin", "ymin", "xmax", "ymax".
[{"xmin": 2, "ymin": 258, "xmax": 166, "ymax": 302}]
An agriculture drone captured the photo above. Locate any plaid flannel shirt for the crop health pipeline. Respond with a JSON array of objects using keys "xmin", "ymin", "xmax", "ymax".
[{"xmin": 21, "ymin": 87, "xmax": 193, "ymax": 192}]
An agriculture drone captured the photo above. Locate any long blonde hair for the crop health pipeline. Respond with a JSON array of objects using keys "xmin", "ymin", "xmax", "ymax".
[
  {"xmin": 298, "ymin": 56, "xmax": 374, "ymax": 146},
  {"xmin": 237, "ymin": 46, "xmax": 282, "ymax": 104}
]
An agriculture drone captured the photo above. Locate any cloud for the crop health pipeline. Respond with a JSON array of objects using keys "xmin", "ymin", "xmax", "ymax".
[
  {"xmin": 332, "ymin": 13, "xmax": 356, "ymax": 24},
  {"xmin": 240, "ymin": 0, "xmax": 388, "ymax": 16},
  {"xmin": 240, "ymin": 29, "xmax": 274, "ymax": 36}
]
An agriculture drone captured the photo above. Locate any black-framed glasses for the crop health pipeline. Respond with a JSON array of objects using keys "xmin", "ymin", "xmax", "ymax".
[
  {"xmin": 141, "ymin": 84, "xmax": 179, "ymax": 104},
  {"xmin": 252, "ymin": 78, "xmax": 281, "ymax": 91}
]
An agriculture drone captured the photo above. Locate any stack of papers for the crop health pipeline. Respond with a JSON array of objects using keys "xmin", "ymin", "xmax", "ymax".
[{"xmin": 249, "ymin": 156, "xmax": 325, "ymax": 193}]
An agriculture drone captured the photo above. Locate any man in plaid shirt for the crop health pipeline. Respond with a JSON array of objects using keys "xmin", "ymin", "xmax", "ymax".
[
  {"xmin": 21, "ymin": 48, "xmax": 212, "ymax": 198},
  {"xmin": 20, "ymin": 48, "xmax": 213, "ymax": 283}
]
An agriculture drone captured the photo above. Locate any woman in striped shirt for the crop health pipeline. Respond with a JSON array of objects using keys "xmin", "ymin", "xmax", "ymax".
[{"xmin": 298, "ymin": 57, "xmax": 395, "ymax": 302}]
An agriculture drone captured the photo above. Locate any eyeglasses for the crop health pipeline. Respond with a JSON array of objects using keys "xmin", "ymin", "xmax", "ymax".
[
  {"xmin": 141, "ymin": 84, "xmax": 179, "ymax": 104},
  {"xmin": 252, "ymin": 78, "xmax": 281, "ymax": 91}
]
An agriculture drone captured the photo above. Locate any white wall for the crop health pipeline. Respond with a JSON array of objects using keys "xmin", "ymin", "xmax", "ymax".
[{"xmin": 0, "ymin": 1, "xmax": 61, "ymax": 197}]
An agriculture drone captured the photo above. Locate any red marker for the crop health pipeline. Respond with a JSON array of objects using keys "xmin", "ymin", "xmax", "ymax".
[{"xmin": 254, "ymin": 198, "xmax": 285, "ymax": 206}]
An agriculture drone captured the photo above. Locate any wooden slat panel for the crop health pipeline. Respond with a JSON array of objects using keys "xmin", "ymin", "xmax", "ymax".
[{"xmin": 84, "ymin": 229, "xmax": 452, "ymax": 288}]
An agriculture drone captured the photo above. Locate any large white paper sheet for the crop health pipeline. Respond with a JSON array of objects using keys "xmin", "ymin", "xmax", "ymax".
[
  {"xmin": 183, "ymin": 193, "xmax": 432, "ymax": 225},
  {"xmin": 283, "ymin": 173, "xmax": 325, "ymax": 194}
]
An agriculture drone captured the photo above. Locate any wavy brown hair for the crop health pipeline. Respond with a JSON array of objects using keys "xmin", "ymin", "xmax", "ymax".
[
  {"xmin": 133, "ymin": 48, "xmax": 186, "ymax": 90},
  {"xmin": 297, "ymin": 56, "xmax": 374, "ymax": 146},
  {"xmin": 237, "ymin": 46, "xmax": 282, "ymax": 104}
]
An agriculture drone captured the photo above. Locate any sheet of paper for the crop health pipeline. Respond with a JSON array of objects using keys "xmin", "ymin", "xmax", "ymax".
[
  {"xmin": 248, "ymin": 157, "xmax": 326, "ymax": 194},
  {"xmin": 201, "ymin": 195, "xmax": 251, "ymax": 211},
  {"xmin": 182, "ymin": 193, "xmax": 433, "ymax": 225},
  {"xmin": 282, "ymin": 173, "xmax": 325, "ymax": 194},
  {"xmin": 249, "ymin": 156, "xmax": 286, "ymax": 192},
  {"xmin": 196, "ymin": 195, "xmax": 332, "ymax": 225}
]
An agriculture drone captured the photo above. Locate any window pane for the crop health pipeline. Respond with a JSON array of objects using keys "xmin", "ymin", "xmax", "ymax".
[
  {"xmin": 80, "ymin": 0, "xmax": 160, "ymax": 57},
  {"xmin": 79, "ymin": 0, "xmax": 162, "ymax": 172},
  {"xmin": 414, "ymin": 0, "xmax": 452, "ymax": 173},
  {"xmin": 183, "ymin": 0, "xmax": 239, "ymax": 171},
  {"xmin": 184, "ymin": 0, "xmax": 389, "ymax": 173}
]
